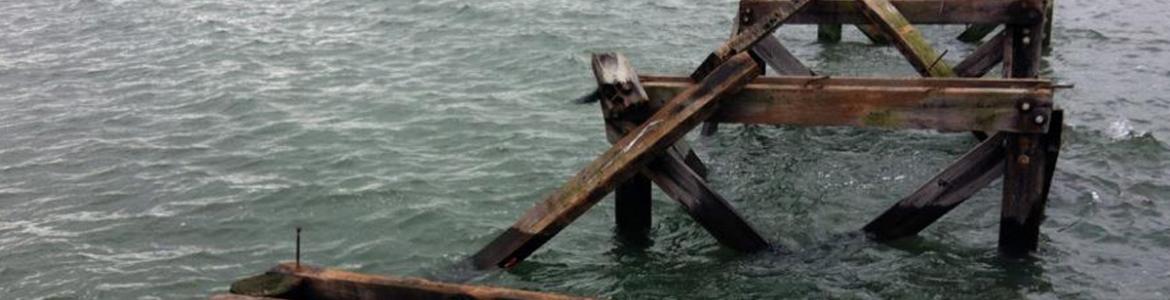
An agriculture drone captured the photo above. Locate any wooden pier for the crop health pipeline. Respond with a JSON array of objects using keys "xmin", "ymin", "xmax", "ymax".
[{"xmin": 223, "ymin": 0, "xmax": 1062, "ymax": 298}]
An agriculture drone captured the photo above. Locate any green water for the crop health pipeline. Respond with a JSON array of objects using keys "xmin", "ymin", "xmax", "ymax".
[{"xmin": 2, "ymin": 0, "xmax": 1169, "ymax": 299}]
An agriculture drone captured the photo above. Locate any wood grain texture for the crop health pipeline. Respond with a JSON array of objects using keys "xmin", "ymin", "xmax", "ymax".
[
  {"xmin": 856, "ymin": 0, "xmax": 954, "ymax": 77},
  {"xmin": 955, "ymin": 32, "xmax": 1007, "ymax": 78},
  {"xmin": 249, "ymin": 263, "xmax": 593, "ymax": 300},
  {"xmin": 768, "ymin": 0, "xmax": 1043, "ymax": 24},
  {"xmin": 469, "ymin": 52, "xmax": 761, "ymax": 270},
  {"xmin": 640, "ymin": 75, "xmax": 1053, "ymax": 133}
]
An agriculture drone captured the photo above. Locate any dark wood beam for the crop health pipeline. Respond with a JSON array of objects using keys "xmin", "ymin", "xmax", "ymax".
[
  {"xmin": 229, "ymin": 263, "xmax": 592, "ymax": 300},
  {"xmin": 954, "ymin": 32, "xmax": 1008, "ymax": 78},
  {"xmin": 856, "ymin": 0, "xmax": 954, "ymax": 77},
  {"xmin": 639, "ymin": 75, "xmax": 1053, "ymax": 133},
  {"xmin": 957, "ymin": 24, "xmax": 1000, "ymax": 43},
  {"xmin": 764, "ymin": 0, "xmax": 1044, "ymax": 25},
  {"xmin": 864, "ymin": 133, "xmax": 1007, "ymax": 240},
  {"xmin": 468, "ymin": 52, "xmax": 761, "ymax": 270}
]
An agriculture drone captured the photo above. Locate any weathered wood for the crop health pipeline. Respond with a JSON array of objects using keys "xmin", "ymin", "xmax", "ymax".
[
  {"xmin": 595, "ymin": 53, "xmax": 769, "ymax": 251},
  {"xmin": 864, "ymin": 133, "xmax": 1007, "ymax": 240},
  {"xmin": 752, "ymin": 36, "xmax": 815, "ymax": 76},
  {"xmin": 692, "ymin": 0, "xmax": 812, "ymax": 80},
  {"xmin": 614, "ymin": 174, "xmax": 652, "ymax": 238},
  {"xmin": 469, "ymin": 52, "xmax": 761, "ymax": 269},
  {"xmin": 639, "ymin": 75, "xmax": 1054, "ymax": 133},
  {"xmin": 957, "ymin": 24, "xmax": 999, "ymax": 43},
  {"xmin": 769, "ymin": 0, "xmax": 1043, "ymax": 25},
  {"xmin": 230, "ymin": 272, "xmax": 304, "ymax": 298},
  {"xmin": 211, "ymin": 295, "xmax": 284, "ymax": 300},
  {"xmin": 856, "ymin": 24, "xmax": 892, "ymax": 44},
  {"xmin": 954, "ymin": 32, "xmax": 1007, "ymax": 78},
  {"xmin": 999, "ymin": 0, "xmax": 1051, "ymax": 257},
  {"xmin": 856, "ymin": 0, "xmax": 955, "ymax": 77},
  {"xmin": 236, "ymin": 263, "xmax": 592, "ymax": 300},
  {"xmin": 818, "ymin": 24, "xmax": 842, "ymax": 43},
  {"xmin": 1042, "ymin": 0, "xmax": 1054, "ymax": 55}
]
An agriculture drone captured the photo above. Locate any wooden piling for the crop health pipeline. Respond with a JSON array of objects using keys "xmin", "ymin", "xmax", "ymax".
[{"xmin": 818, "ymin": 24, "xmax": 842, "ymax": 43}]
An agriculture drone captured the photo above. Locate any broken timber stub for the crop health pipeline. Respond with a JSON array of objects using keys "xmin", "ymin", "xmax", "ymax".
[{"xmin": 466, "ymin": 0, "xmax": 1061, "ymax": 271}]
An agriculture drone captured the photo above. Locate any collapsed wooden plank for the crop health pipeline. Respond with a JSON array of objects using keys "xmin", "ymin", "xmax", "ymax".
[
  {"xmin": 863, "ymin": 133, "xmax": 1007, "ymax": 240},
  {"xmin": 595, "ymin": 53, "xmax": 770, "ymax": 251},
  {"xmin": 228, "ymin": 263, "xmax": 591, "ymax": 300},
  {"xmin": 856, "ymin": 0, "xmax": 954, "ymax": 77},
  {"xmin": 468, "ymin": 52, "xmax": 762, "ymax": 270},
  {"xmin": 639, "ymin": 75, "xmax": 1053, "ymax": 133},
  {"xmin": 767, "ymin": 0, "xmax": 1044, "ymax": 25}
]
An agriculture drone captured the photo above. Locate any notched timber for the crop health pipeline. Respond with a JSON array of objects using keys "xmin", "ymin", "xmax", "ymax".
[{"xmin": 639, "ymin": 75, "xmax": 1054, "ymax": 133}]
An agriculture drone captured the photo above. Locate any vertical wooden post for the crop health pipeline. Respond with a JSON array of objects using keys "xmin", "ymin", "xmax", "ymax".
[
  {"xmin": 818, "ymin": 24, "xmax": 842, "ymax": 43},
  {"xmin": 614, "ymin": 175, "xmax": 652, "ymax": 238},
  {"xmin": 1043, "ymin": 0, "xmax": 1055, "ymax": 55},
  {"xmin": 999, "ymin": 0, "xmax": 1051, "ymax": 258}
]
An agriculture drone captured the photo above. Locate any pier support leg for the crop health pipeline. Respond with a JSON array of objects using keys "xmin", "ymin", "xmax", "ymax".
[
  {"xmin": 999, "ymin": 0, "xmax": 1051, "ymax": 257},
  {"xmin": 615, "ymin": 174, "xmax": 652, "ymax": 238},
  {"xmin": 957, "ymin": 24, "xmax": 999, "ymax": 43},
  {"xmin": 818, "ymin": 24, "xmax": 842, "ymax": 43}
]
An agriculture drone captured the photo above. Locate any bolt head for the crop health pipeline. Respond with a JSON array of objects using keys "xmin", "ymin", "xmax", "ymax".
[
  {"xmin": 1020, "ymin": 102, "xmax": 1032, "ymax": 112},
  {"xmin": 1034, "ymin": 115, "xmax": 1046, "ymax": 125}
]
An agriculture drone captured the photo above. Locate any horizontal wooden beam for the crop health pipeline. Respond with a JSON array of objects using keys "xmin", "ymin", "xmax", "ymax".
[
  {"xmin": 640, "ymin": 75, "xmax": 1054, "ymax": 133},
  {"xmin": 760, "ymin": 0, "xmax": 1043, "ymax": 25},
  {"xmin": 228, "ymin": 263, "xmax": 591, "ymax": 300}
]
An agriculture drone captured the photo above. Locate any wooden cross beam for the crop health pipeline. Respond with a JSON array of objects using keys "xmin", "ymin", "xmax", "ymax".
[
  {"xmin": 764, "ymin": 0, "xmax": 1044, "ymax": 25},
  {"xmin": 467, "ymin": 52, "xmax": 763, "ymax": 270},
  {"xmin": 640, "ymin": 75, "xmax": 1054, "ymax": 133},
  {"xmin": 595, "ymin": 53, "xmax": 770, "ymax": 251},
  {"xmin": 856, "ymin": 0, "xmax": 954, "ymax": 77}
]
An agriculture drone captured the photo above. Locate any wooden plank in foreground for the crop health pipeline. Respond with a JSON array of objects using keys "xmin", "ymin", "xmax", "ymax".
[
  {"xmin": 228, "ymin": 263, "xmax": 592, "ymax": 300},
  {"xmin": 639, "ymin": 75, "xmax": 1053, "ymax": 133},
  {"xmin": 771, "ymin": 0, "xmax": 1044, "ymax": 25},
  {"xmin": 469, "ymin": 52, "xmax": 762, "ymax": 270},
  {"xmin": 863, "ymin": 133, "xmax": 1007, "ymax": 240}
]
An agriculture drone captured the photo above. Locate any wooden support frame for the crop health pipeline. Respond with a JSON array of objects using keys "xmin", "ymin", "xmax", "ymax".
[{"xmin": 595, "ymin": 53, "xmax": 769, "ymax": 251}]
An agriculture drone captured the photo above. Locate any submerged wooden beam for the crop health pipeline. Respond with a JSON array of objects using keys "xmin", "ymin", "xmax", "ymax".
[
  {"xmin": 469, "ymin": 52, "xmax": 761, "ymax": 270},
  {"xmin": 228, "ymin": 263, "xmax": 591, "ymax": 300},
  {"xmin": 864, "ymin": 133, "xmax": 1007, "ymax": 240},
  {"xmin": 856, "ymin": 0, "xmax": 954, "ymax": 77},
  {"xmin": 639, "ymin": 75, "xmax": 1053, "ymax": 133},
  {"xmin": 769, "ymin": 0, "xmax": 1044, "ymax": 25},
  {"xmin": 818, "ymin": 24, "xmax": 842, "ymax": 42}
]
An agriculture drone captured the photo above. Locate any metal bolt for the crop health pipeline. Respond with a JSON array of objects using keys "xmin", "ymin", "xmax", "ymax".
[
  {"xmin": 1019, "ymin": 102, "xmax": 1032, "ymax": 112},
  {"xmin": 1018, "ymin": 154, "xmax": 1031, "ymax": 165},
  {"xmin": 741, "ymin": 14, "xmax": 751, "ymax": 25},
  {"xmin": 1034, "ymin": 115, "xmax": 1046, "ymax": 125}
]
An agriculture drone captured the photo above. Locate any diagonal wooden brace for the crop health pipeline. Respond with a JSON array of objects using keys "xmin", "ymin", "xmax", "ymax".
[
  {"xmin": 596, "ymin": 53, "xmax": 770, "ymax": 251},
  {"xmin": 468, "ymin": 52, "xmax": 762, "ymax": 270},
  {"xmin": 856, "ymin": 0, "xmax": 954, "ymax": 77}
]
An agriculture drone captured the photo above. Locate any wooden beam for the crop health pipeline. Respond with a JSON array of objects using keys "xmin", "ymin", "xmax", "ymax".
[
  {"xmin": 639, "ymin": 75, "xmax": 1053, "ymax": 133},
  {"xmin": 856, "ymin": 24, "xmax": 892, "ymax": 44},
  {"xmin": 768, "ymin": 0, "xmax": 1044, "ymax": 25},
  {"xmin": 864, "ymin": 133, "xmax": 1007, "ymax": 240},
  {"xmin": 856, "ymin": 0, "xmax": 955, "ymax": 77},
  {"xmin": 469, "ymin": 52, "xmax": 761, "ymax": 270},
  {"xmin": 957, "ymin": 24, "xmax": 1000, "ymax": 43},
  {"xmin": 595, "ymin": 53, "xmax": 769, "ymax": 251},
  {"xmin": 1000, "ymin": 0, "xmax": 1052, "ymax": 257},
  {"xmin": 753, "ymin": 36, "xmax": 815, "ymax": 76},
  {"xmin": 954, "ymin": 32, "xmax": 1008, "ymax": 78},
  {"xmin": 818, "ymin": 24, "xmax": 842, "ymax": 43},
  {"xmin": 230, "ymin": 263, "xmax": 592, "ymax": 300}
]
